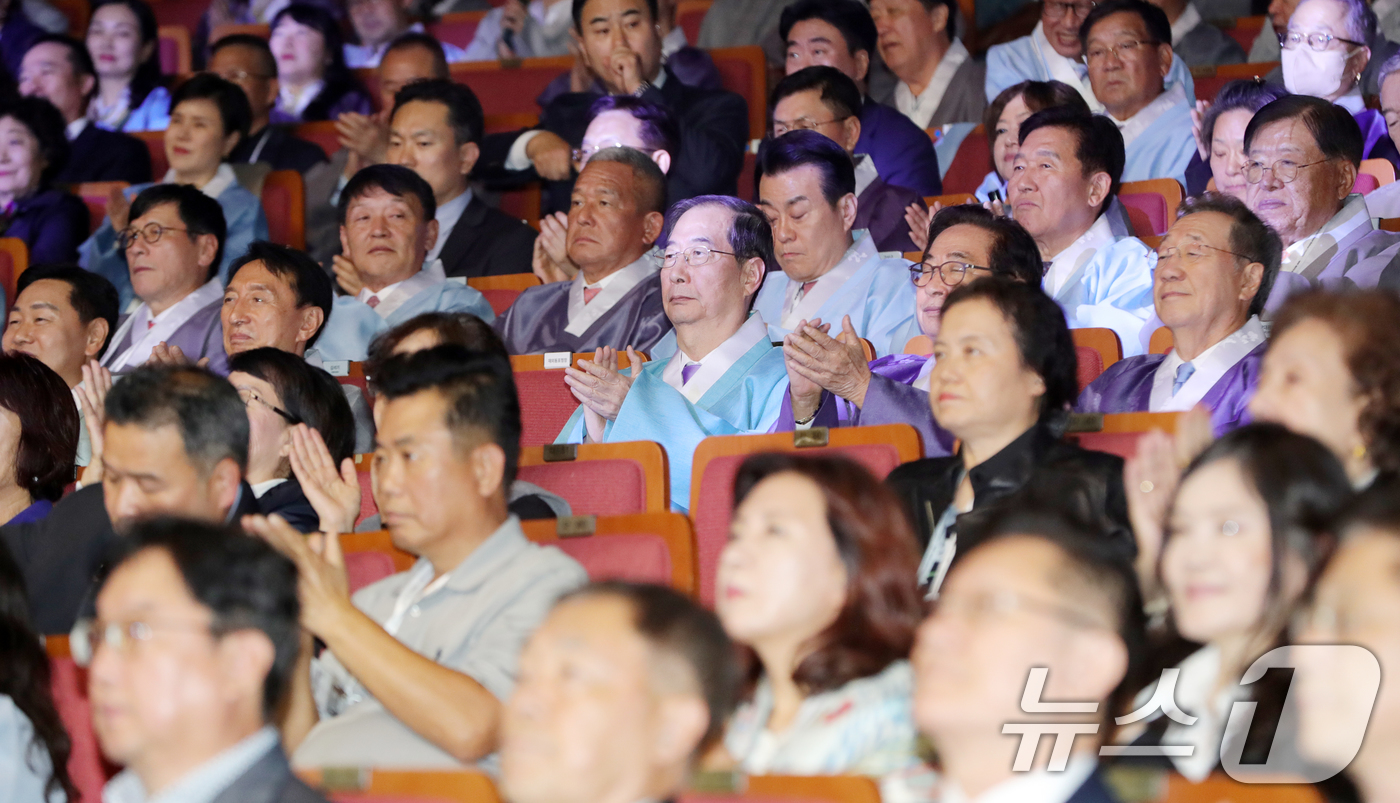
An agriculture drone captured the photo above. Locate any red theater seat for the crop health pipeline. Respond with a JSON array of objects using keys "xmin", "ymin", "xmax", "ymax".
[
  {"xmin": 47, "ymin": 636, "xmax": 115, "ymax": 803},
  {"xmin": 1069, "ymin": 411, "xmax": 1184, "ymax": 460},
  {"xmin": 511, "ymin": 352, "xmax": 647, "ymax": 448},
  {"xmin": 466, "ymin": 273, "xmax": 542, "ymax": 315},
  {"xmin": 522, "ymin": 513, "xmax": 697, "ymax": 594},
  {"xmin": 517, "ymin": 441, "xmax": 669, "ymax": 515},
  {"xmin": 427, "ymin": 11, "xmax": 487, "ymax": 48},
  {"xmin": 72, "ymin": 182, "xmax": 128, "ymax": 235},
  {"xmin": 1076, "ymin": 345, "xmax": 1105, "ymax": 392},
  {"xmin": 1071, "ymin": 328, "xmax": 1123, "ymax": 372},
  {"xmin": 157, "ymin": 25, "xmax": 191, "ymax": 75},
  {"xmin": 299, "ymin": 768, "xmax": 502, "ymax": 803},
  {"xmin": 709, "ymin": 46, "xmax": 767, "ymax": 140},
  {"xmin": 941, "ymin": 124, "xmax": 990, "ymax": 195},
  {"xmin": 689, "ymin": 426, "xmax": 923, "ymax": 606},
  {"xmin": 0, "ymin": 238, "xmax": 27, "ymax": 311},
  {"xmin": 262, "ymin": 170, "xmax": 305, "ymax": 249}
]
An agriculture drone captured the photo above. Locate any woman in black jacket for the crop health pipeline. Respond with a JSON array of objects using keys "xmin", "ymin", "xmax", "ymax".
[{"xmin": 885, "ymin": 277, "xmax": 1131, "ymax": 594}]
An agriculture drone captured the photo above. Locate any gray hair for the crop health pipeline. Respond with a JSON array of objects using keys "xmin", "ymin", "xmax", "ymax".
[
  {"xmin": 587, "ymin": 146, "xmax": 668, "ymax": 215},
  {"xmin": 1175, "ymin": 192, "xmax": 1283, "ymax": 319},
  {"xmin": 1297, "ymin": 0, "xmax": 1376, "ymax": 45},
  {"xmin": 1380, "ymin": 50, "xmax": 1400, "ymax": 88},
  {"xmin": 660, "ymin": 195, "xmax": 778, "ymax": 277}
]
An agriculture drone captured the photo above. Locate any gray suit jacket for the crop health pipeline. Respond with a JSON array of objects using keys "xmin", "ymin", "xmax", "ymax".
[
  {"xmin": 1175, "ymin": 21, "xmax": 1246, "ymax": 68},
  {"xmin": 211, "ymin": 744, "xmax": 329, "ymax": 803},
  {"xmin": 872, "ymin": 57, "xmax": 988, "ymax": 128}
]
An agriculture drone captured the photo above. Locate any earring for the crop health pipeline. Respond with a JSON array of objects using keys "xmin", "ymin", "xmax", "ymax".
[{"xmin": 1354, "ymin": 442, "xmax": 1368, "ymax": 461}]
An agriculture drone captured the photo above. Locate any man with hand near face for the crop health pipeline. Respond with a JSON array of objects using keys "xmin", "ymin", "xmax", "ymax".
[
  {"xmin": 387, "ymin": 79, "xmax": 537, "ymax": 280},
  {"xmin": 314, "ymin": 165, "xmax": 494, "ymax": 362},
  {"xmin": 479, "ymin": 0, "xmax": 749, "ymax": 215},
  {"xmin": 211, "ymin": 34, "xmax": 330, "ymax": 174}
]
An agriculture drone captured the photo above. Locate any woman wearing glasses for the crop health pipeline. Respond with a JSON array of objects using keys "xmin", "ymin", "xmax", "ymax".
[
  {"xmin": 1238, "ymin": 94, "xmax": 1395, "ymax": 308},
  {"xmin": 1279, "ymin": 0, "xmax": 1398, "ymax": 165},
  {"xmin": 226, "ymin": 347, "xmax": 355, "ymax": 532},
  {"xmin": 80, "ymin": 73, "xmax": 270, "ymax": 308},
  {"xmin": 778, "ymin": 205, "xmax": 1041, "ymax": 456},
  {"xmin": 885, "ymin": 277, "xmax": 1130, "ymax": 594}
]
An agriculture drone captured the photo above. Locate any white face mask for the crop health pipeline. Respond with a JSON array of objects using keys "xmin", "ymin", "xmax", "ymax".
[{"xmin": 1283, "ymin": 45, "xmax": 1357, "ymax": 99}]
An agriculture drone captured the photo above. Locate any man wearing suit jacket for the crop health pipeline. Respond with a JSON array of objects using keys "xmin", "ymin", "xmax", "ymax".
[
  {"xmin": 481, "ymin": 0, "xmax": 749, "ymax": 215},
  {"xmin": 18, "ymin": 34, "xmax": 153, "ymax": 185},
  {"xmin": 0, "ymin": 365, "xmax": 262, "ymax": 634},
  {"xmin": 211, "ymin": 35, "xmax": 331, "ymax": 175},
  {"xmin": 388, "ymin": 79, "xmax": 537, "ymax": 279},
  {"xmin": 88, "ymin": 520, "xmax": 327, "ymax": 803},
  {"xmin": 912, "ymin": 508, "xmax": 1144, "ymax": 803}
]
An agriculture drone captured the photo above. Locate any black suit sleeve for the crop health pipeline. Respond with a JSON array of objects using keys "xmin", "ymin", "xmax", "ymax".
[
  {"xmin": 651, "ymin": 85, "xmax": 749, "ymax": 200},
  {"xmin": 1, "ymin": 485, "xmax": 117, "ymax": 635}
]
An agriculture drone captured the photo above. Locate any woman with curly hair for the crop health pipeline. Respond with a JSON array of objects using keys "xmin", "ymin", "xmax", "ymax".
[
  {"xmin": 1248, "ymin": 289, "xmax": 1400, "ymax": 490},
  {"xmin": 0, "ymin": 541, "xmax": 76, "ymax": 802}
]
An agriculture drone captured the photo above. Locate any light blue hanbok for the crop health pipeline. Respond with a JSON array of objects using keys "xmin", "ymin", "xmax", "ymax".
[
  {"xmin": 316, "ymin": 281, "xmax": 495, "ymax": 362},
  {"xmin": 1048, "ymin": 228, "xmax": 1157, "ymax": 357},
  {"xmin": 985, "ymin": 23, "xmax": 1195, "ymax": 107},
  {"xmin": 1119, "ymin": 85, "xmax": 1196, "ymax": 186},
  {"xmin": 556, "ymin": 328, "xmax": 788, "ymax": 513},
  {"xmin": 746, "ymin": 232, "xmax": 920, "ymax": 358}
]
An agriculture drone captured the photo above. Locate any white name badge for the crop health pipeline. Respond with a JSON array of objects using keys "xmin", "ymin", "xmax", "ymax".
[
  {"xmin": 445, "ymin": 276, "xmax": 467, "ymax": 285},
  {"xmin": 322, "ymin": 360, "xmax": 350, "ymax": 377},
  {"xmin": 543, "ymin": 352, "xmax": 571, "ymax": 369}
]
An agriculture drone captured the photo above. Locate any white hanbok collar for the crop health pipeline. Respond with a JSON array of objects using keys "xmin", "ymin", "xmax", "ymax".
[
  {"xmin": 1281, "ymin": 194, "xmax": 1374, "ymax": 276},
  {"xmin": 779, "ymin": 230, "xmax": 877, "ymax": 328},
  {"xmin": 565, "ymin": 254, "xmax": 659, "ymax": 336},
  {"xmin": 104, "ymin": 278, "xmax": 224, "ymax": 372},
  {"xmin": 1170, "ymin": 3, "xmax": 1202, "ymax": 46},
  {"xmin": 1032, "ymin": 22, "xmax": 1102, "ymax": 112},
  {"xmin": 357, "ymin": 259, "xmax": 445, "ymax": 319},
  {"xmin": 893, "ymin": 38, "xmax": 970, "ymax": 130},
  {"xmin": 161, "ymin": 162, "xmax": 238, "ymax": 200},
  {"xmin": 1150, "ymin": 316, "xmax": 1264, "ymax": 411},
  {"xmin": 662, "ymin": 312, "xmax": 770, "ymax": 403},
  {"xmin": 1045, "ymin": 213, "xmax": 1116, "ymax": 298},
  {"xmin": 1112, "ymin": 82, "xmax": 1187, "ymax": 148},
  {"xmin": 854, "ymin": 154, "xmax": 880, "ymax": 197}
]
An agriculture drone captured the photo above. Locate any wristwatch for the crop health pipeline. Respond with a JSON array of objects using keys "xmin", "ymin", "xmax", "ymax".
[{"xmin": 631, "ymin": 81, "xmax": 653, "ymax": 98}]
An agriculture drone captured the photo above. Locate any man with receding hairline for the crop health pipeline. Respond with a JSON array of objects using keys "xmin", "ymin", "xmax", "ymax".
[{"xmin": 495, "ymin": 148, "xmax": 673, "ymax": 355}]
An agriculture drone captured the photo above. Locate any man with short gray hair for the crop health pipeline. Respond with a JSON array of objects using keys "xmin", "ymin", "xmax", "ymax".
[{"xmin": 495, "ymin": 148, "xmax": 674, "ymax": 355}]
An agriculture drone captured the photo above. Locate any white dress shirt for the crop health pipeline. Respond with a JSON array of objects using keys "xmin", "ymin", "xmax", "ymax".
[
  {"xmin": 426, "ymin": 189, "xmax": 473, "ymax": 264},
  {"xmin": 894, "ymin": 38, "xmax": 971, "ymax": 130},
  {"xmin": 1169, "ymin": 3, "xmax": 1203, "ymax": 46},
  {"xmin": 854, "ymin": 153, "xmax": 880, "ymax": 197},
  {"xmin": 1044, "ymin": 213, "xmax": 1116, "ymax": 298},
  {"xmin": 66, "ymin": 117, "xmax": 89, "ymax": 141},
  {"xmin": 276, "ymin": 80, "xmax": 325, "ymax": 120},
  {"xmin": 1111, "ymin": 82, "xmax": 1188, "ymax": 148},
  {"xmin": 661, "ymin": 312, "xmax": 770, "ymax": 402},
  {"xmin": 1149, "ymin": 316, "xmax": 1264, "ymax": 411},
  {"xmin": 779, "ymin": 231, "xmax": 876, "ymax": 327}
]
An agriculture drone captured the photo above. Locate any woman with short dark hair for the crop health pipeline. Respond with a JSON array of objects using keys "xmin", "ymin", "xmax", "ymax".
[
  {"xmin": 85, "ymin": 0, "xmax": 170, "ymax": 132},
  {"xmin": 886, "ymin": 277, "xmax": 1131, "ymax": 592},
  {"xmin": 267, "ymin": 3, "xmax": 372, "ymax": 123},
  {"xmin": 713, "ymin": 453, "xmax": 932, "ymax": 796},
  {"xmin": 0, "ymin": 353, "xmax": 79, "ymax": 526},
  {"xmin": 0, "ymin": 97, "xmax": 89, "ymax": 269},
  {"xmin": 0, "ymin": 542, "xmax": 76, "ymax": 802}
]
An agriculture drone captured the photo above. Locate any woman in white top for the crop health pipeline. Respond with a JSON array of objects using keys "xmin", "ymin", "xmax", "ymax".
[
  {"xmin": 1117, "ymin": 423, "xmax": 1350, "ymax": 782},
  {"xmin": 0, "ymin": 543, "xmax": 75, "ymax": 802},
  {"xmin": 709, "ymin": 453, "xmax": 932, "ymax": 801}
]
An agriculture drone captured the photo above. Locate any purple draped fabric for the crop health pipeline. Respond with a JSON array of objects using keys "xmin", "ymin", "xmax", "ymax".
[
  {"xmin": 773, "ymin": 353, "xmax": 954, "ymax": 457},
  {"xmin": 494, "ymin": 273, "xmax": 673, "ymax": 355},
  {"xmin": 7, "ymin": 500, "xmax": 53, "ymax": 526},
  {"xmin": 106, "ymin": 298, "xmax": 229, "ymax": 377},
  {"xmin": 1075, "ymin": 342, "xmax": 1265, "ymax": 436},
  {"xmin": 855, "ymin": 177, "xmax": 922, "ymax": 253}
]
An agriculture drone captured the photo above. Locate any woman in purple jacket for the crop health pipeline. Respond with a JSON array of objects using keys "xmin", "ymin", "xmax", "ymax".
[{"xmin": 0, "ymin": 96, "xmax": 89, "ymax": 270}]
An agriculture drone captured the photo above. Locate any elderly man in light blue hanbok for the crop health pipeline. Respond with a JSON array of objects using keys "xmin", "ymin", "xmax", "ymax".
[
  {"xmin": 556, "ymin": 196, "xmax": 788, "ymax": 513},
  {"xmin": 984, "ymin": 0, "xmax": 1195, "ymax": 111},
  {"xmin": 745, "ymin": 131, "xmax": 918, "ymax": 359},
  {"xmin": 315, "ymin": 165, "xmax": 493, "ymax": 362},
  {"xmin": 1010, "ymin": 108, "xmax": 1155, "ymax": 355},
  {"xmin": 1081, "ymin": 0, "xmax": 1196, "ymax": 186}
]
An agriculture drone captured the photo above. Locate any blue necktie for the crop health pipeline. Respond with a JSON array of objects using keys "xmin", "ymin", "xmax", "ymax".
[
  {"xmin": 681, "ymin": 363, "xmax": 700, "ymax": 385},
  {"xmin": 1172, "ymin": 362, "xmax": 1196, "ymax": 395}
]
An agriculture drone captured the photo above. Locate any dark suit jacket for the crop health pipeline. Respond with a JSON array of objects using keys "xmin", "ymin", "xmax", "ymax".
[
  {"xmin": 210, "ymin": 742, "xmax": 329, "ymax": 803},
  {"xmin": 855, "ymin": 175, "xmax": 923, "ymax": 253},
  {"xmin": 1068, "ymin": 768, "xmax": 1122, "ymax": 803},
  {"xmin": 257, "ymin": 478, "xmax": 319, "ymax": 534},
  {"xmin": 230, "ymin": 126, "xmax": 330, "ymax": 174},
  {"xmin": 856, "ymin": 98, "xmax": 943, "ymax": 198},
  {"xmin": 440, "ymin": 195, "xmax": 538, "ymax": 279},
  {"xmin": 0, "ymin": 482, "xmax": 263, "ymax": 634},
  {"xmin": 885, "ymin": 423, "xmax": 1132, "ymax": 561},
  {"xmin": 1175, "ymin": 21, "xmax": 1247, "ymax": 68},
  {"xmin": 1, "ymin": 188, "xmax": 88, "ymax": 265},
  {"xmin": 55, "ymin": 123, "xmax": 154, "ymax": 186},
  {"xmin": 479, "ymin": 67, "xmax": 750, "ymax": 214}
]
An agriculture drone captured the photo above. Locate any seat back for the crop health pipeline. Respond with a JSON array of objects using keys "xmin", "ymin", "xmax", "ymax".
[
  {"xmin": 1159, "ymin": 772, "xmax": 1324, "ymax": 803},
  {"xmin": 497, "ymin": 185, "xmax": 542, "ymax": 230},
  {"xmin": 1220, "ymin": 15, "xmax": 1266, "ymax": 52},
  {"xmin": 689, "ymin": 426, "xmax": 922, "ymax": 606},
  {"xmin": 1191, "ymin": 61, "xmax": 1278, "ymax": 102},
  {"xmin": 426, "ymin": 11, "xmax": 487, "ymax": 47},
  {"xmin": 353, "ymin": 452, "xmax": 378, "ymax": 526},
  {"xmin": 522, "ymin": 513, "xmax": 697, "ymax": 594},
  {"xmin": 1068, "ymin": 411, "xmax": 1184, "ymax": 459},
  {"xmin": 73, "ymin": 182, "xmax": 129, "ymax": 235},
  {"xmin": 46, "ymin": 636, "xmax": 113, "ymax": 803},
  {"xmin": 1354, "ymin": 172, "xmax": 1380, "ymax": 195},
  {"xmin": 293, "ymin": 121, "xmax": 342, "ymax": 158},
  {"xmin": 709, "ymin": 46, "xmax": 767, "ymax": 139},
  {"xmin": 210, "ymin": 22, "xmax": 269, "ymax": 42},
  {"xmin": 1071, "ymin": 328, "xmax": 1123, "ymax": 371},
  {"xmin": 1149, "ymin": 326, "xmax": 1173, "ymax": 355},
  {"xmin": 517, "ymin": 441, "xmax": 669, "ymax": 515},
  {"xmin": 1361, "ymin": 157, "xmax": 1396, "ymax": 186},
  {"xmin": 157, "ymin": 25, "xmax": 191, "ymax": 75},
  {"xmin": 466, "ymin": 273, "xmax": 543, "ymax": 315},
  {"xmin": 340, "ymin": 530, "xmax": 416, "ymax": 592},
  {"xmin": 0, "ymin": 238, "xmax": 28, "ymax": 311},
  {"xmin": 261, "ymin": 170, "xmax": 306, "ymax": 249},
  {"xmin": 1121, "ymin": 179, "xmax": 1184, "ymax": 227},
  {"xmin": 683, "ymin": 775, "xmax": 882, "ymax": 803},
  {"xmin": 512, "ymin": 352, "xmax": 646, "ymax": 447},
  {"xmin": 904, "ymin": 335, "xmax": 933, "ymax": 355},
  {"xmin": 941, "ymin": 124, "xmax": 990, "ymax": 195},
  {"xmin": 300, "ymin": 768, "xmax": 502, "ymax": 803},
  {"xmin": 50, "ymin": 0, "xmax": 90, "ymax": 35},
  {"xmin": 924, "ymin": 192, "xmax": 976, "ymax": 208},
  {"xmin": 136, "ymin": 131, "xmax": 168, "ymax": 180},
  {"xmin": 677, "ymin": 0, "xmax": 713, "ymax": 41},
  {"xmin": 1075, "ymin": 345, "xmax": 1105, "ymax": 392},
  {"xmin": 1119, "ymin": 192, "xmax": 1168, "ymax": 236}
]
